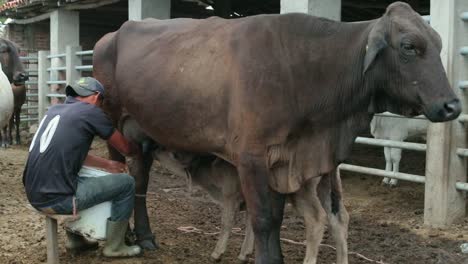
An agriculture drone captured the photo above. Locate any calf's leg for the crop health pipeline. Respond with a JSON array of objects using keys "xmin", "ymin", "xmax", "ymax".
[
  {"xmin": 14, "ymin": 110, "xmax": 20, "ymax": 145},
  {"xmin": 211, "ymin": 191, "xmax": 239, "ymax": 260},
  {"xmin": 292, "ymin": 177, "xmax": 327, "ymax": 264},
  {"xmin": 238, "ymin": 211, "xmax": 255, "ymax": 262},
  {"xmin": 317, "ymin": 171, "xmax": 349, "ymax": 264}
]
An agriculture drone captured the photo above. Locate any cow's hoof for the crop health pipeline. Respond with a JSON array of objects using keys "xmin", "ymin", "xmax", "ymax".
[
  {"xmin": 381, "ymin": 177, "xmax": 390, "ymax": 186},
  {"xmin": 237, "ymin": 255, "xmax": 249, "ymax": 263},
  {"xmin": 137, "ymin": 239, "xmax": 158, "ymax": 251},
  {"xmin": 211, "ymin": 251, "xmax": 222, "ymax": 262}
]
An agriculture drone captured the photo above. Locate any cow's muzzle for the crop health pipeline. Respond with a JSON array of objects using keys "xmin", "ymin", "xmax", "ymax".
[{"xmin": 425, "ymin": 98, "xmax": 461, "ymax": 122}]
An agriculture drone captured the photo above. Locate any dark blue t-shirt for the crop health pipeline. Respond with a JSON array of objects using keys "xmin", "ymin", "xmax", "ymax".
[{"xmin": 23, "ymin": 96, "xmax": 114, "ymax": 207}]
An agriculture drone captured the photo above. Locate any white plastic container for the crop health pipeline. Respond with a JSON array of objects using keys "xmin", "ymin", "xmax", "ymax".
[{"xmin": 65, "ymin": 166, "xmax": 112, "ymax": 240}]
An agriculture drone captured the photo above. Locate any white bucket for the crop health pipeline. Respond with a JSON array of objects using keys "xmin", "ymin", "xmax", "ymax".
[{"xmin": 65, "ymin": 166, "xmax": 112, "ymax": 240}]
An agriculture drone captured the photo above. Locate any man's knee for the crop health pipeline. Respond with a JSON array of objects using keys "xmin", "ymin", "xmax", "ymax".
[{"xmin": 114, "ymin": 173, "xmax": 135, "ymax": 192}]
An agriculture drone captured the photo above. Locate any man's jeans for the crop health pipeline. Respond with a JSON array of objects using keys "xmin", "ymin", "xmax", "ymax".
[{"xmin": 38, "ymin": 173, "xmax": 135, "ymax": 221}]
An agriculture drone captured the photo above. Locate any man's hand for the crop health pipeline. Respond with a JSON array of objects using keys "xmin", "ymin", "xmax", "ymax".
[
  {"xmin": 84, "ymin": 154, "xmax": 128, "ymax": 173},
  {"xmin": 108, "ymin": 131, "xmax": 142, "ymax": 157}
]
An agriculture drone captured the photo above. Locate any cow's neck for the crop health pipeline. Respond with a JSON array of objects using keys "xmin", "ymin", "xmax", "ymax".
[{"xmin": 289, "ymin": 18, "xmax": 376, "ymax": 127}]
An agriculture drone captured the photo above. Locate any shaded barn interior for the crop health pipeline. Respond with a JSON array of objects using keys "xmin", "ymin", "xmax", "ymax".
[{"xmin": 0, "ymin": 0, "xmax": 430, "ymax": 52}]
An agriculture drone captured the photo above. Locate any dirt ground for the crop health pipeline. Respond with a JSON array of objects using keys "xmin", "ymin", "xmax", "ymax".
[{"xmin": 1, "ymin": 139, "xmax": 468, "ymax": 264}]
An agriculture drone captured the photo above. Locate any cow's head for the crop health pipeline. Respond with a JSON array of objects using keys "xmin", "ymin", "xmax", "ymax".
[
  {"xmin": 0, "ymin": 38, "xmax": 28, "ymax": 85},
  {"xmin": 364, "ymin": 2, "xmax": 460, "ymax": 122}
]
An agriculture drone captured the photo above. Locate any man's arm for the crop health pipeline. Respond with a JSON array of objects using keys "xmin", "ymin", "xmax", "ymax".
[
  {"xmin": 84, "ymin": 154, "xmax": 127, "ymax": 173},
  {"xmin": 107, "ymin": 130, "xmax": 141, "ymax": 157}
]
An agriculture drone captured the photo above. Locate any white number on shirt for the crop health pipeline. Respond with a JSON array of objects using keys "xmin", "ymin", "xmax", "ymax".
[{"xmin": 29, "ymin": 115, "xmax": 61, "ymax": 153}]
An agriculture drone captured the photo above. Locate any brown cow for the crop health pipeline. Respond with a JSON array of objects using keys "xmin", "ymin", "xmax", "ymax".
[
  {"xmin": 120, "ymin": 115, "xmax": 346, "ymax": 263},
  {"xmin": 93, "ymin": 2, "xmax": 460, "ymax": 263},
  {"xmin": 0, "ymin": 38, "xmax": 28, "ymax": 147}
]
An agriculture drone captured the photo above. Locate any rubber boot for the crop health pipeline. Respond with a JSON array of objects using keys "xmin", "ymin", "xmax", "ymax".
[
  {"xmin": 102, "ymin": 219, "xmax": 142, "ymax": 257},
  {"xmin": 65, "ymin": 231, "xmax": 99, "ymax": 255}
]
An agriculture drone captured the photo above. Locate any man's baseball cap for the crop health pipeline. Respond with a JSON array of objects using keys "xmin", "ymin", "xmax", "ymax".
[{"xmin": 65, "ymin": 77, "xmax": 105, "ymax": 97}]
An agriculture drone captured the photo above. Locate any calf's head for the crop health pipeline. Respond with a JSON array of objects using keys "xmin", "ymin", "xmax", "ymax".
[
  {"xmin": 0, "ymin": 38, "xmax": 28, "ymax": 85},
  {"xmin": 364, "ymin": 2, "xmax": 460, "ymax": 122}
]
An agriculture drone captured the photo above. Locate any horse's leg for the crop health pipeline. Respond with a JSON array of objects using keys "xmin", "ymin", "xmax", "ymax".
[
  {"xmin": 238, "ymin": 152, "xmax": 285, "ymax": 264},
  {"xmin": 15, "ymin": 109, "xmax": 20, "ymax": 145},
  {"xmin": 128, "ymin": 147, "xmax": 157, "ymax": 250}
]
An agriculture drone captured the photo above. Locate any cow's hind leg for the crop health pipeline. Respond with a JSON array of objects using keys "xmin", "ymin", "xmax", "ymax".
[
  {"xmin": 382, "ymin": 147, "xmax": 392, "ymax": 185},
  {"xmin": 8, "ymin": 115, "xmax": 14, "ymax": 145},
  {"xmin": 1, "ymin": 127, "xmax": 7, "ymax": 148},
  {"xmin": 388, "ymin": 147, "xmax": 402, "ymax": 187},
  {"xmin": 292, "ymin": 177, "xmax": 327, "ymax": 264},
  {"xmin": 14, "ymin": 110, "xmax": 20, "ymax": 145},
  {"xmin": 238, "ymin": 152, "xmax": 285, "ymax": 264},
  {"xmin": 318, "ymin": 171, "xmax": 349, "ymax": 264}
]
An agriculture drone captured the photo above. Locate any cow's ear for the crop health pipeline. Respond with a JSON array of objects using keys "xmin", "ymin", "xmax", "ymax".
[{"xmin": 363, "ymin": 20, "xmax": 388, "ymax": 74}]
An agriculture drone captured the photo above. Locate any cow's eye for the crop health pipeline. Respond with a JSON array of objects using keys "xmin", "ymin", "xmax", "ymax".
[{"xmin": 401, "ymin": 43, "xmax": 417, "ymax": 56}]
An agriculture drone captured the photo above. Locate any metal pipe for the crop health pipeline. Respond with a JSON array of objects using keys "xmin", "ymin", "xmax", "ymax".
[
  {"xmin": 422, "ymin": 15, "xmax": 430, "ymax": 23},
  {"xmin": 458, "ymin": 114, "xmax": 468, "ymax": 123},
  {"xmin": 75, "ymin": 65, "xmax": 93, "ymax": 71},
  {"xmin": 75, "ymin": 50, "xmax": 94, "ymax": 56},
  {"xmin": 459, "ymin": 81, "xmax": 468, "ymax": 89},
  {"xmin": 455, "ymin": 182, "xmax": 468, "ymax": 192},
  {"xmin": 20, "ymin": 56, "xmax": 38, "ymax": 61},
  {"xmin": 355, "ymin": 137, "xmax": 427, "ymax": 151},
  {"xmin": 46, "ymin": 81, "xmax": 67, "ymax": 85},
  {"xmin": 47, "ymin": 67, "xmax": 66, "ymax": 72},
  {"xmin": 461, "ymin": 12, "xmax": 468, "ymax": 21},
  {"xmin": 461, "ymin": 47, "xmax": 468, "ymax": 56},
  {"xmin": 25, "ymin": 81, "xmax": 38, "ymax": 85},
  {"xmin": 47, "ymin": 53, "xmax": 66, "ymax": 59},
  {"xmin": 456, "ymin": 148, "xmax": 468, "ymax": 157},
  {"xmin": 338, "ymin": 164, "xmax": 425, "ymax": 183},
  {"xmin": 26, "ymin": 93, "xmax": 38, "ymax": 97},
  {"xmin": 46, "ymin": 93, "xmax": 66, "ymax": 98},
  {"xmin": 374, "ymin": 113, "xmax": 427, "ymax": 120},
  {"xmin": 20, "ymin": 118, "xmax": 39, "ymax": 122}
]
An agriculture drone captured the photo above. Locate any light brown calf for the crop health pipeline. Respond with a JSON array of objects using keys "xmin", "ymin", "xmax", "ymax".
[{"xmin": 155, "ymin": 150, "xmax": 349, "ymax": 264}]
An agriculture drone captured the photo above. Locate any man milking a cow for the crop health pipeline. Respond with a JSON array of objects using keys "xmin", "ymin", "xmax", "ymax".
[{"xmin": 22, "ymin": 77, "xmax": 142, "ymax": 257}]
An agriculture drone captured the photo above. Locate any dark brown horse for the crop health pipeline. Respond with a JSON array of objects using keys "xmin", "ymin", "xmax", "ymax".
[
  {"xmin": 93, "ymin": 3, "xmax": 460, "ymax": 263},
  {"xmin": 0, "ymin": 38, "xmax": 28, "ymax": 147}
]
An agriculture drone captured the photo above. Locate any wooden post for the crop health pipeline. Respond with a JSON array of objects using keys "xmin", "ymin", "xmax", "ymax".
[
  {"xmin": 424, "ymin": 0, "xmax": 467, "ymax": 227},
  {"xmin": 37, "ymin": 50, "xmax": 50, "ymax": 121},
  {"xmin": 65, "ymin": 45, "xmax": 82, "ymax": 86}
]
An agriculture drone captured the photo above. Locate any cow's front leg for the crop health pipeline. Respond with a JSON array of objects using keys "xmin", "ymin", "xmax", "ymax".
[
  {"xmin": 238, "ymin": 152, "xmax": 285, "ymax": 264},
  {"xmin": 127, "ymin": 148, "xmax": 157, "ymax": 250}
]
